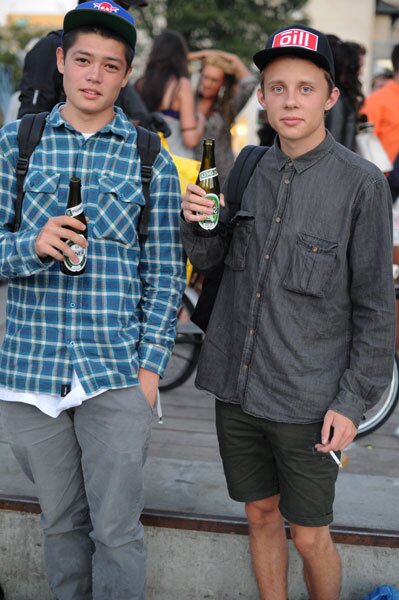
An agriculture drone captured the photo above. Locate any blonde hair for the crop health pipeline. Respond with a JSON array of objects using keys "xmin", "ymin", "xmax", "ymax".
[{"xmin": 203, "ymin": 54, "xmax": 236, "ymax": 76}]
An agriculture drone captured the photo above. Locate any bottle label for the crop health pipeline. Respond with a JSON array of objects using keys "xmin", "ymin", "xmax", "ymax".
[
  {"xmin": 63, "ymin": 235, "xmax": 87, "ymax": 273},
  {"xmin": 198, "ymin": 193, "xmax": 219, "ymax": 230},
  {"xmin": 199, "ymin": 168, "xmax": 218, "ymax": 181},
  {"xmin": 66, "ymin": 204, "xmax": 84, "ymax": 218}
]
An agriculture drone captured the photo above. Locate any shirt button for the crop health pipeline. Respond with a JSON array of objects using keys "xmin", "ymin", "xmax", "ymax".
[
  {"xmin": 256, "ymin": 292, "xmax": 261, "ymax": 299},
  {"xmin": 287, "ymin": 161, "xmax": 293, "ymax": 167},
  {"xmin": 70, "ymin": 341, "xmax": 75, "ymax": 347},
  {"xmin": 70, "ymin": 302, "xmax": 76, "ymax": 308},
  {"xmin": 284, "ymin": 178, "xmax": 290, "ymax": 184},
  {"xmin": 275, "ymin": 217, "xmax": 281, "ymax": 223},
  {"xmin": 243, "ymin": 364, "xmax": 249, "ymax": 370},
  {"xmin": 265, "ymin": 254, "xmax": 270, "ymax": 260},
  {"xmin": 249, "ymin": 329, "xmax": 255, "ymax": 336},
  {"xmin": 312, "ymin": 246, "xmax": 318, "ymax": 253}
]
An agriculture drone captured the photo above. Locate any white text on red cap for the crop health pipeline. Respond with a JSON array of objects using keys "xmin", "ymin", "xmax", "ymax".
[{"xmin": 272, "ymin": 29, "xmax": 318, "ymax": 52}]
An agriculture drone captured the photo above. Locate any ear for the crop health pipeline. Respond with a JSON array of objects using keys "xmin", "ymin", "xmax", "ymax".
[
  {"xmin": 121, "ymin": 66, "xmax": 133, "ymax": 89},
  {"xmin": 56, "ymin": 47, "xmax": 65, "ymax": 76},
  {"xmin": 325, "ymin": 86, "xmax": 340, "ymax": 111},
  {"xmin": 257, "ymin": 87, "xmax": 266, "ymax": 109}
]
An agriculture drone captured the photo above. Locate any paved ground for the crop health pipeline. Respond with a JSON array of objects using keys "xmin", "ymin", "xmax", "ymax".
[{"xmin": 0, "ymin": 282, "xmax": 398, "ymax": 531}]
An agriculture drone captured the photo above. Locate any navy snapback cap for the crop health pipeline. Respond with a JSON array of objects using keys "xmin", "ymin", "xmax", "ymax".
[
  {"xmin": 64, "ymin": 1, "xmax": 137, "ymax": 51},
  {"xmin": 253, "ymin": 24, "xmax": 335, "ymax": 81}
]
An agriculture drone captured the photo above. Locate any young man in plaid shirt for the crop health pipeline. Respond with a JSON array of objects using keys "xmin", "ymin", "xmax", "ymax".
[{"xmin": 0, "ymin": 3, "xmax": 185, "ymax": 598}]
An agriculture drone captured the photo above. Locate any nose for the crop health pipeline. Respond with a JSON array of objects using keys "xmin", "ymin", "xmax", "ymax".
[
  {"xmin": 87, "ymin": 63, "xmax": 102, "ymax": 83},
  {"xmin": 284, "ymin": 88, "xmax": 299, "ymax": 108}
]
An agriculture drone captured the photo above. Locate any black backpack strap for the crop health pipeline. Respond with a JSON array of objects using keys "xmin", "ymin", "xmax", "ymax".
[
  {"xmin": 14, "ymin": 111, "xmax": 48, "ymax": 232},
  {"xmin": 136, "ymin": 125, "xmax": 161, "ymax": 243},
  {"xmin": 225, "ymin": 144, "xmax": 269, "ymax": 219}
]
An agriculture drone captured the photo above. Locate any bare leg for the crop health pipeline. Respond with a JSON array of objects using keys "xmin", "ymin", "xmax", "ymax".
[
  {"xmin": 290, "ymin": 523, "xmax": 341, "ymax": 600},
  {"xmin": 245, "ymin": 495, "xmax": 288, "ymax": 600}
]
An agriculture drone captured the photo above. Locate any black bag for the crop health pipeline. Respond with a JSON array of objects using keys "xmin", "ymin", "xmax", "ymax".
[
  {"xmin": 12, "ymin": 112, "xmax": 160, "ymax": 244},
  {"xmin": 191, "ymin": 144, "xmax": 269, "ymax": 332}
]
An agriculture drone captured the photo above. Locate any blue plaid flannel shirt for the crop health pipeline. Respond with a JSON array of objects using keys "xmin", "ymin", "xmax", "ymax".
[{"xmin": 0, "ymin": 106, "xmax": 186, "ymax": 396}]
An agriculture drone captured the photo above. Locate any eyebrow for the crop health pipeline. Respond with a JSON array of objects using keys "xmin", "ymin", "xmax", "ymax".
[
  {"xmin": 72, "ymin": 50, "xmax": 124, "ymax": 65},
  {"xmin": 266, "ymin": 79, "xmax": 317, "ymax": 86}
]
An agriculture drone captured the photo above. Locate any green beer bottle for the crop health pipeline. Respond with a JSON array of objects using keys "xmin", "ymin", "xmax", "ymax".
[
  {"xmin": 60, "ymin": 176, "xmax": 88, "ymax": 276},
  {"xmin": 194, "ymin": 139, "xmax": 220, "ymax": 235}
]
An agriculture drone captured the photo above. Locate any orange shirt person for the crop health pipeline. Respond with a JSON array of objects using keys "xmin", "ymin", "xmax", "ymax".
[{"xmin": 362, "ymin": 44, "xmax": 399, "ymax": 163}]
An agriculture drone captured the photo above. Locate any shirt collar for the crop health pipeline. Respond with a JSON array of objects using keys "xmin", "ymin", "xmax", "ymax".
[
  {"xmin": 48, "ymin": 104, "xmax": 132, "ymax": 140},
  {"xmin": 273, "ymin": 130, "xmax": 335, "ymax": 174}
]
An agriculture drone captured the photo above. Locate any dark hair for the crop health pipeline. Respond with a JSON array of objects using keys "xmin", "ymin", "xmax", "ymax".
[
  {"xmin": 392, "ymin": 44, "xmax": 399, "ymax": 73},
  {"xmin": 327, "ymin": 36, "xmax": 364, "ymax": 112},
  {"xmin": 137, "ymin": 30, "xmax": 189, "ymax": 112},
  {"xmin": 62, "ymin": 26, "xmax": 134, "ymax": 70}
]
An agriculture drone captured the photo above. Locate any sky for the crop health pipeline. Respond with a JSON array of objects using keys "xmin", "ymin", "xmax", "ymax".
[{"xmin": 0, "ymin": 1, "xmax": 76, "ymax": 25}]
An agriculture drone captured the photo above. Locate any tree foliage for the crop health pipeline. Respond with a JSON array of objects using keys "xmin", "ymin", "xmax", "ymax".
[
  {"xmin": 138, "ymin": 0, "xmax": 308, "ymax": 65},
  {"xmin": 0, "ymin": 23, "xmax": 49, "ymax": 88}
]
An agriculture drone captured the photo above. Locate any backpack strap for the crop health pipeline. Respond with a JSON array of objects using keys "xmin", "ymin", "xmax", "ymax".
[
  {"xmin": 136, "ymin": 125, "xmax": 161, "ymax": 243},
  {"xmin": 13, "ymin": 111, "xmax": 49, "ymax": 232},
  {"xmin": 225, "ymin": 144, "xmax": 269, "ymax": 219}
]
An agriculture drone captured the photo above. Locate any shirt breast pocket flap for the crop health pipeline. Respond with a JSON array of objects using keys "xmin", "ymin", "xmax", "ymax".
[
  {"xmin": 24, "ymin": 170, "xmax": 60, "ymax": 194},
  {"xmin": 283, "ymin": 232, "xmax": 338, "ymax": 298},
  {"xmin": 94, "ymin": 176, "xmax": 144, "ymax": 245},
  {"xmin": 224, "ymin": 210, "xmax": 254, "ymax": 271},
  {"xmin": 23, "ymin": 170, "xmax": 60, "ymax": 224}
]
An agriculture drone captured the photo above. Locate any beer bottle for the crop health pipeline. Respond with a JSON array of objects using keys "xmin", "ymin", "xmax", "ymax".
[
  {"xmin": 60, "ymin": 176, "xmax": 88, "ymax": 276},
  {"xmin": 194, "ymin": 139, "xmax": 220, "ymax": 235}
]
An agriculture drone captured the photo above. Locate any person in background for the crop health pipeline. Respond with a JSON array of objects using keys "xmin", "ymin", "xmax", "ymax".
[
  {"xmin": 325, "ymin": 35, "xmax": 364, "ymax": 150},
  {"xmin": 362, "ymin": 43, "xmax": 399, "ymax": 165},
  {"xmin": 371, "ymin": 68, "xmax": 393, "ymax": 92},
  {"xmin": 181, "ymin": 24, "xmax": 395, "ymax": 599},
  {"xmin": 16, "ymin": 0, "xmax": 171, "ymax": 135},
  {"xmin": 189, "ymin": 49, "xmax": 257, "ymax": 186},
  {"xmin": 136, "ymin": 30, "xmax": 204, "ymax": 158},
  {"xmin": 0, "ymin": 2, "xmax": 185, "ymax": 598}
]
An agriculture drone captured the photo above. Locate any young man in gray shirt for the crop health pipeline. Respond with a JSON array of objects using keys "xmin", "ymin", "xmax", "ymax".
[{"xmin": 181, "ymin": 24, "xmax": 395, "ymax": 600}]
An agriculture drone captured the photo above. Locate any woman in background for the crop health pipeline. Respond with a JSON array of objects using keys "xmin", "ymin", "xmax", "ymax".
[
  {"xmin": 136, "ymin": 30, "xmax": 204, "ymax": 158},
  {"xmin": 189, "ymin": 49, "xmax": 257, "ymax": 186},
  {"xmin": 325, "ymin": 35, "xmax": 365, "ymax": 150}
]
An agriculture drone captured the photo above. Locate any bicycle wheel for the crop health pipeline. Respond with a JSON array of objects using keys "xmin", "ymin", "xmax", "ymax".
[
  {"xmin": 356, "ymin": 354, "xmax": 399, "ymax": 438},
  {"xmin": 159, "ymin": 293, "xmax": 202, "ymax": 392}
]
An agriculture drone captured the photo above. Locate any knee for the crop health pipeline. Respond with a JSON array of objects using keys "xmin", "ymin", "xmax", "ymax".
[
  {"xmin": 245, "ymin": 496, "xmax": 282, "ymax": 529},
  {"xmin": 290, "ymin": 525, "xmax": 332, "ymax": 559}
]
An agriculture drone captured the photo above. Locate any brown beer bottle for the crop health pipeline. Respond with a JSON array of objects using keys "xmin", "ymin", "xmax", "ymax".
[
  {"xmin": 194, "ymin": 139, "xmax": 220, "ymax": 236},
  {"xmin": 60, "ymin": 176, "xmax": 88, "ymax": 276}
]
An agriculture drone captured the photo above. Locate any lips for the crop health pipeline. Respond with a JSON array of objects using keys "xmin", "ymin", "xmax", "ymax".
[
  {"xmin": 281, "ymin": 117, "xmax": 303, "ymax": 126},
  {"xmin": 81, "ymin": 88, "xmax": 101, "ymax": 97}
]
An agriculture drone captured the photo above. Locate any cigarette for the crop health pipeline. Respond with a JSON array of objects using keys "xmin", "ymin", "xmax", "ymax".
[{"xmin": 329, "ymin": 451, "xmax": 343, "ymax": 468}]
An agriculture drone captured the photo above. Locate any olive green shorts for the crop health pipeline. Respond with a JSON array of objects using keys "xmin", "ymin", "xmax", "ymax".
[{"xmin": 215, "ymin": 400, "xmax": 340, "ymax": 527}]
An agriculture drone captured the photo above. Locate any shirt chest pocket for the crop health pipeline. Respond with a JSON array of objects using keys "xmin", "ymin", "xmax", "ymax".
[
  {"xmin": 283, "ymin": 232, "xmax": 338, "ymax": 298},
  {"xmin": 23, "ymin": 170, "xmax": 60, "ymax": 227},
  {"xmin": 93, "ymin": 176, "xmax": 145, "ymax": 247},
  {"xmin": 224, "ymin": 210, "xmax": 254, "ymax": 271}
]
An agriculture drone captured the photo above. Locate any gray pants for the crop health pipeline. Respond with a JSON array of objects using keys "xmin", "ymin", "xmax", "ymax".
[{"xmin": 0, "ymin": 386, "xmax": 153, "ymax": 600}]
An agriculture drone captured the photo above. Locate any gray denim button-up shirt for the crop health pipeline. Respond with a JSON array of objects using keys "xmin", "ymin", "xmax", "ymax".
[{"xmin": 181, "ymin": 132, "xmax": 396, "ymax": 426}]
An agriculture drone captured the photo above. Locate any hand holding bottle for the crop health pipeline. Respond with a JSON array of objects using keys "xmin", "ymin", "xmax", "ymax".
[
  {"xmin": 182, "ymin": 183, "xmax": 225, "ymax": 223},
  {"xmin": 35, "ymin": 215, "xmax": 88, "ymax": 263}
]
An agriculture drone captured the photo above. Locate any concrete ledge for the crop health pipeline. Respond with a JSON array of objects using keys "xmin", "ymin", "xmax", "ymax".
[
  {"xmin": 1, "ymin": 494, "xmax": 398, "ymax": 549},
  {"xmin": 0, "ymin": 503, "xmax": 399, "ymax": 600}
]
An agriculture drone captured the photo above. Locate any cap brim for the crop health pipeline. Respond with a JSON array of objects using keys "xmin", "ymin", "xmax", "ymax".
[
  {"xmin": 253, "ymin": 46, "xmax": 334, "ymax": 80},
  {"xmin": 64, "ymin": 9, "xmax": 136, "ymax": 51}
]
